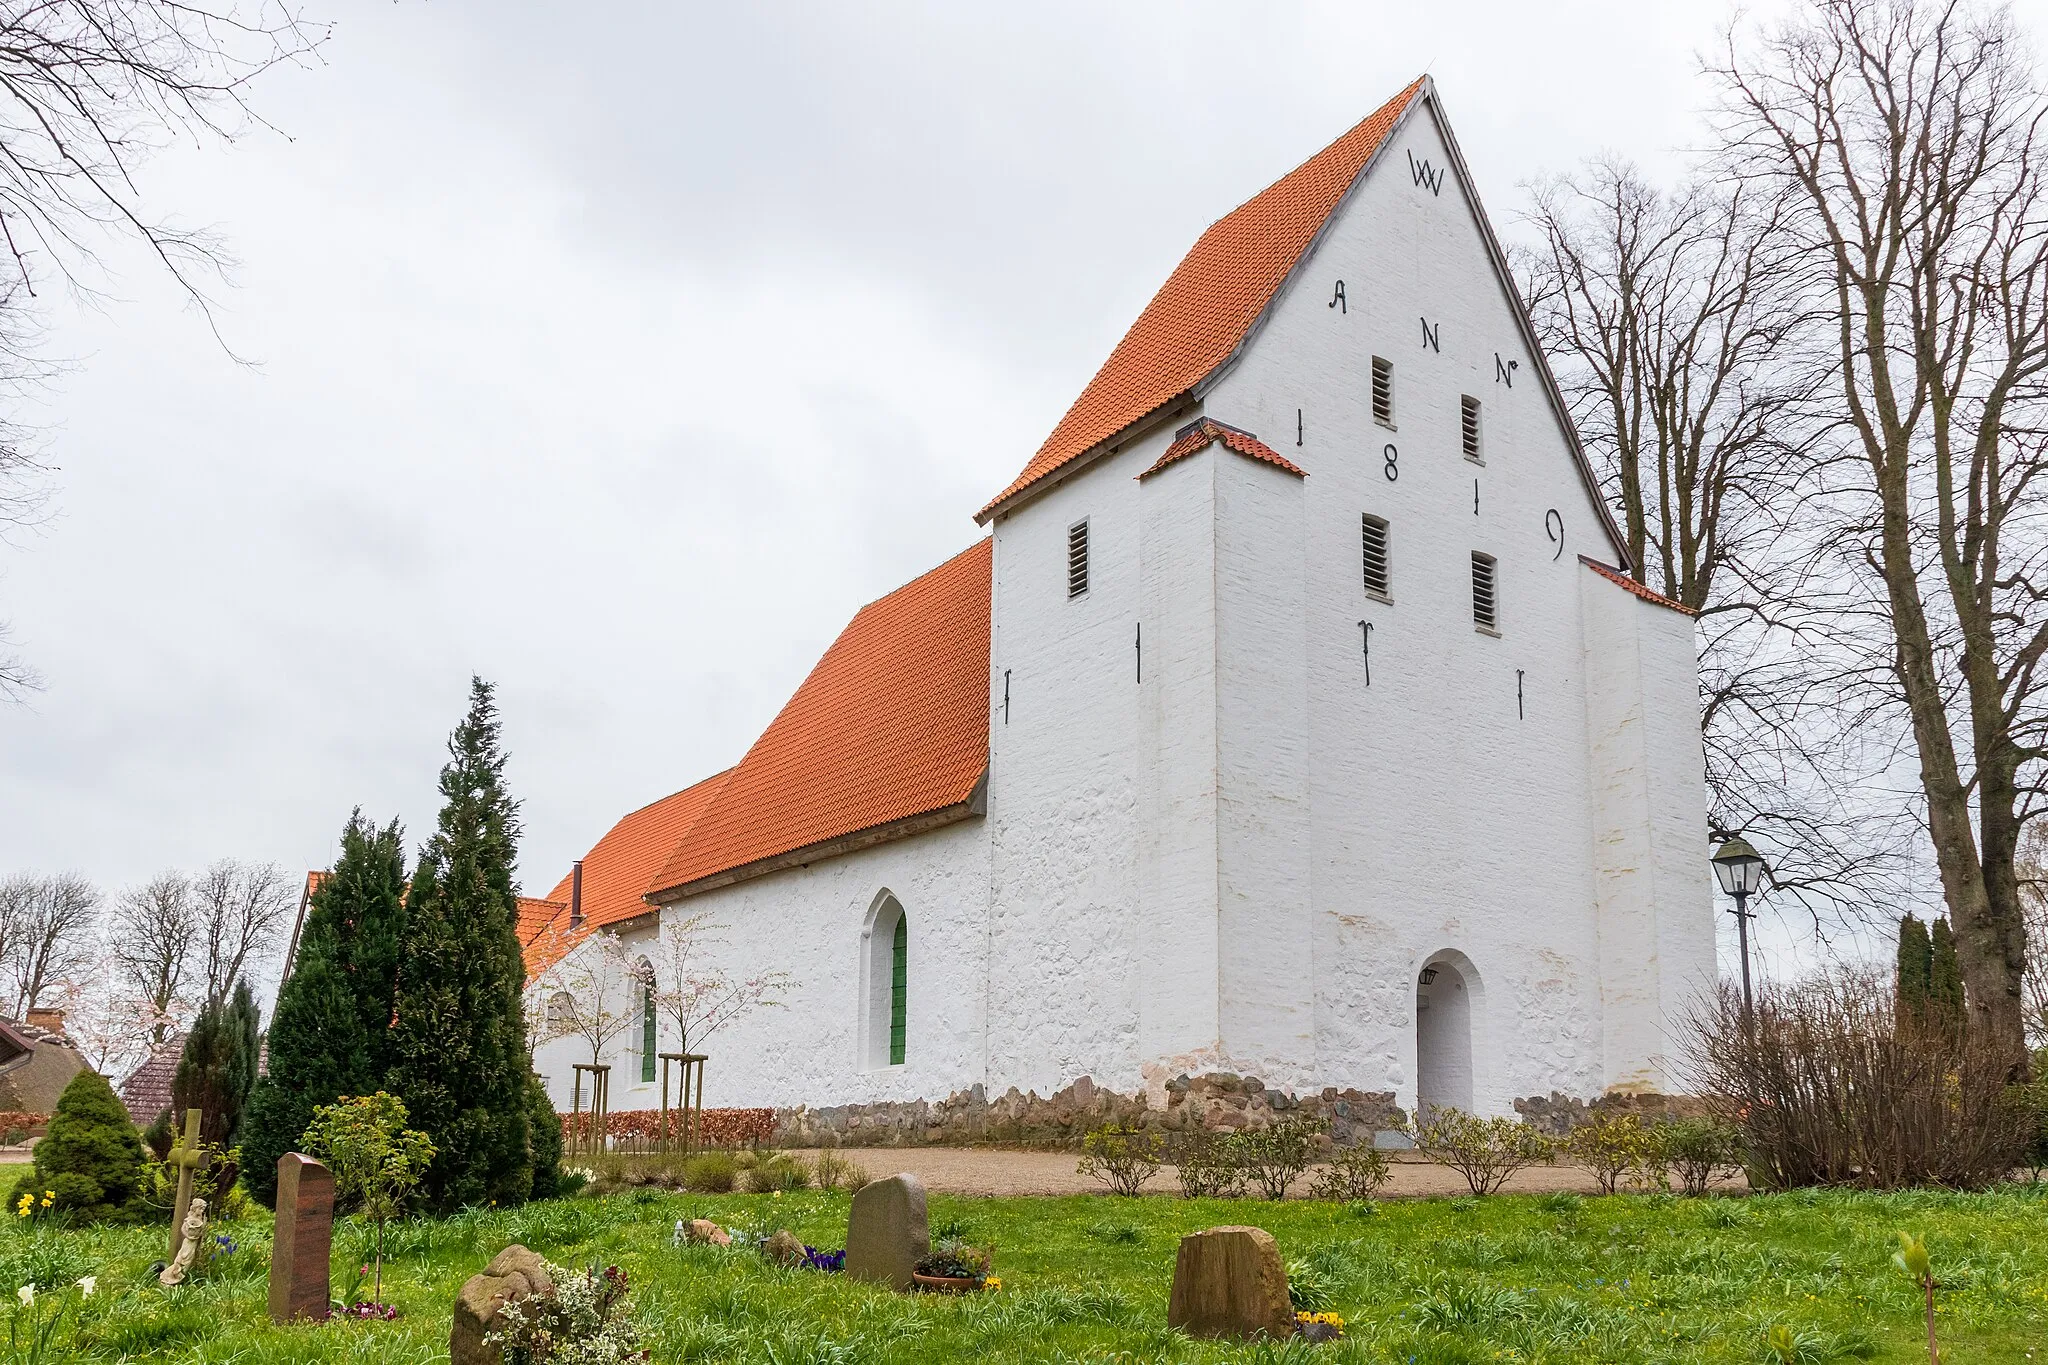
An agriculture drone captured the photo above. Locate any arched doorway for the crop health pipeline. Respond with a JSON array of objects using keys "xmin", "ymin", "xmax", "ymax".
[{"xmin": 1415, "ymin": 956, "xmax": 1474, "ymax": 1116}]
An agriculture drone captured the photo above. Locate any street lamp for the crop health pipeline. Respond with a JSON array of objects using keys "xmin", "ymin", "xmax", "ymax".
[{"xmin": 1711, "ymin": 835, "xmax": 1766, "ymax": 1023}]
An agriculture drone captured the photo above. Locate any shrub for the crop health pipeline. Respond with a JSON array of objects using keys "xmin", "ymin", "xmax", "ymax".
[
  {"xmin": 1406, "ymin": 1108, "xmax": 1553, "ymax": 1196},
  {"xmin": 1167, "ymin": 1130, "xmax": 1246, "ymax": 1199},
  {"xmin": 12, "ymin": 1071, "xmax": 148, "ymax": 1223},
  {"xmin": 1687, "ymin": 970, "xmax": 2032, "ymax": 1189},
  {"xmin": 811, "ymin": 1150, "xmax": 870, "ymax": 1192},
  {"xmin": 914, "ymin": 1240, "xmax": 992, "ymax": 1281},
  {"xmin": 487, "ymin": 1260, "xmax": 645, "ymax": 1364},
  {"xmin": 744, "ymin": 1154, "xmax": 810, "ymax": 1193},
  {"xmin": 1232, "ymin": 1118, "xmax": 1325, "ymax": 1200},
  {"xmin": 1307, "ymin": 1143, "xmax": 1391, "ymax": 1202},
  {"xmin": 1077, "ymin": 1124, "xmax": 1163, "ymax": 1197},
  {"xmin": 1654, "ymin": 1117, "xmax": 1746, "ymax": 1197},
  {"xmin": 300, "ymin": 1091, "xmax": 435, "ymax": 1303},
  {"xmin": 682, "ymin": 1152, "xmax": 739, "ymax": 1193},
  {"xmin": 1563, "ymin": 1113, "xmax": 1656, "ymax": 1194}
]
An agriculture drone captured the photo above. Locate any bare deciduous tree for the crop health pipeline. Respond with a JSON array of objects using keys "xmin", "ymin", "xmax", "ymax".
[
  {"xmin": 1715, "ymin": 0, "xmax": 2048, "ymax": 1071},
  {"xmin": 650, "ymin": 912, "xmax": 790, "ymax": 1060},
  {"xmin": 108, "ymin": 869, "xmax": 197, "ymax": 1045},
  {"xmin": 190, "ymin": 858, "xmax": 293, "ymax": 1007},
  {"xmin": 0, "ymin": 870, "xmax": 99, "ymax": 1016},
  {"xmin": 0, "ymin": 2, "xmax": 328, "ymax": 694},
  {"xmin": 1523, "ymin": 157, "xmax": 1912, "ymax": 926},
  {"xmin": 537, "ymin": 930, "xmax": 647, "ymax": 1074}
]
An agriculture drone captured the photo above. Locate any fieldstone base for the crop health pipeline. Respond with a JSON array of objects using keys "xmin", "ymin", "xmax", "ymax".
[
  {"xmin": 1513, "ymin": 1090, "xmax": 1713, "ymax": 1136},
  {"xmin": 772, "ymin": 1072, "xmax": 1403, "ymax": 1150}
]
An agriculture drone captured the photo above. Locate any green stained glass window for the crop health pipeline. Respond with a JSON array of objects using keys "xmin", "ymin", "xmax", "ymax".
[
  {"xmin": 641, "ymin": 982, "xmax": 656, "ymax": 1082},
  {"xmin": 889, "ymin": 914, "xmax": 907, "ymax": 1066}
]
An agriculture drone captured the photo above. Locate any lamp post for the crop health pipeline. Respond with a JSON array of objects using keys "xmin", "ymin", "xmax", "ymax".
[{"xmin": 1711, "ymin": 835, "xmax": 1766, "ymax": 1025}]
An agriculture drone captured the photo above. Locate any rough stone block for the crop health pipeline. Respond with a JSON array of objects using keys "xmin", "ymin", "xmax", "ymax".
[
  {"xmin": 843, "ymin": 1173, "xmax": 928, "ymax": 1290},
  {"xmin": 266, "ymin": 1153, "xmax": 334, "ymax": 1323},
  {"xmin": 1167, "ymin": 1226, "xmax": 1295, "ymax": 1341},
  {"xmin": 450, "ymin": 1244, "xmax": 555, "ymax": 1365}
]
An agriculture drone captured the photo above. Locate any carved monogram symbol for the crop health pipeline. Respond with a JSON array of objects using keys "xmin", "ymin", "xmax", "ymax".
[
  {"xmin": 1495, "ymin": 352, "xmax": 1519, "ymax": 386},
  {"xmin": 1328, "ymin": 280, "xmax": 1346, "ymax": 313},
  {"xmin": 1407, "ymin": 148, "xmax": 1445, "ymax": 196},
  {"xmin": 1420, "ymin": 317, "xmax": 1440, "ymax": 352}
]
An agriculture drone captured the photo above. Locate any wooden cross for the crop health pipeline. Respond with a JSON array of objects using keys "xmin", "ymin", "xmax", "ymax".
[{"xmin": 166, "ymin": 1108, "xmax": 210, "ymax": 1261}]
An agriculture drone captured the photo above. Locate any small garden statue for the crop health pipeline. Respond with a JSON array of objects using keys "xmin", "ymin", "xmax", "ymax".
[{"xmin": 158, "ymin": 1196, "xmax": 208, "ymax": 1286}]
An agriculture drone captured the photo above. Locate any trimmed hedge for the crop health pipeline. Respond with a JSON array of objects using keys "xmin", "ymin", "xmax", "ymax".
[{"xmin": 558, "ymin": 1107, "xmax": 776, "ymax": 1148}]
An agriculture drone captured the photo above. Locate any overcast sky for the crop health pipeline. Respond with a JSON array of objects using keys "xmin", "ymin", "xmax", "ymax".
[{"xmin": 4, "ymin": 0, "xmax": 2038, "ymax": 987}]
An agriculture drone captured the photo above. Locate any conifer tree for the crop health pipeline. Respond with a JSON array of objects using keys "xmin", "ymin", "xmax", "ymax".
[
  {"xmin": 13, "ymin": 1070, "xmax": 150, "ymax": 1223},
  {"xmin": 240, "ymin": 811, "xmax": 408, "ymax": 1206},
  {"xmin": 388, "ymin": 678, "xmax": 536, "ymax": 1210},
  {"xmin": 1930, "ymin": 916, "xmax": 1967, "ymax": 1035},
  {"xmin": 170, "ymin": 978, "xmax": 261, "ymax": 1148},
  {"xmin": 1896, "ymin": 915, "xmax": 1932, "ymax": 1028}
]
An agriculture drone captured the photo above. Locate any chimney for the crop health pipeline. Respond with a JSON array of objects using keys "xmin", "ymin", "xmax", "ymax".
[
  {"xmin": 25, "ymin": 1008, "xmax": 63, "ymax": 1036},
  {"xmin": 569, "ymin": 860, "xmax": 584, "ymax": 929}
]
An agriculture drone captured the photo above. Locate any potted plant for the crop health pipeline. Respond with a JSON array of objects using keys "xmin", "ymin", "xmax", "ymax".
[{"xmin": 911, "ymin": 1240, "xmax": 992, "ymax": 1294}]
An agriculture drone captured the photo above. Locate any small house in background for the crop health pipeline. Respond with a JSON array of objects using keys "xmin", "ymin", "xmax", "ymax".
[
  {"xmin": 0, "ymin": 1011, "xmax": 88, "ymax": 1117},
  {"xmin": 119, "ymin": 1031, "xmax": 186, "ymax": 1127}
]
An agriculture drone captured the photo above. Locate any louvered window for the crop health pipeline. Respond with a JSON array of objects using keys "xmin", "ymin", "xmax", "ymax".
[
  {"xmin": 1372, "ymin": 356, "xmax": 1394, "ymax": 426},
  {"xmin": 1462, "ymin": 395, "xmax": 1483, "ymax": 462},
  {"xmin": 889, "ymin": 914, "xmax": 908, "ymax": 1065},
  {"xmin": 1472, "ymin": 552, "xmax": 1499, "ymax": 632},
  {"xmin": 1067, "ymin": 520, "xmax": 1090, "ymax": 598},
  {"xmin": 1361, "ymin": 514, "xmax": 1391, "ymax": 601}
]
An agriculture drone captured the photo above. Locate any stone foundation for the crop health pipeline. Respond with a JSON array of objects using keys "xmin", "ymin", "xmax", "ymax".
[{"xmin": 771, "ymin": 1072, "xmax": 1404, "ymax": 1150}]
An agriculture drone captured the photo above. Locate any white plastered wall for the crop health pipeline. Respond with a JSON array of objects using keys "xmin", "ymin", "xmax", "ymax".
[{"xmin": 531, "ymin": 816, "xmax": 990, "ymax": 1112}]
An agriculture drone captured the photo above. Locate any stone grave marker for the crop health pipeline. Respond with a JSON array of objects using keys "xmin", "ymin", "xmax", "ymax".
[
  {"xmin": 451, "ymin": 1244, "xmax": 554, "ymax": 1365},
  {"xmin": 267, "ymin": 1153, "xmax": 335, "ymax": 1323},
  {"xmin": 843, "ymin": 1173, "xmax": 928, "ymax": 1290},
  {"xmin": 1167, "ymin": 1225, "xmax": 1296, "ymax": 1341}
]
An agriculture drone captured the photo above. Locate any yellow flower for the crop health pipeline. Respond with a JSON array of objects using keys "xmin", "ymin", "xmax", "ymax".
[{"xmin": 983, "ymin": 1275, "xmax": 1002, "ymax": 1292}]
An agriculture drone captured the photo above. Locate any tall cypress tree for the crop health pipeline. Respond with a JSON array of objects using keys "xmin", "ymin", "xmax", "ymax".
[
  {"xmin": 171, "ymin": 979, "xmax": 261, "ymax": 1148},
  {"xmin": 388, "ymin": 678, "xmax": 536, "ymax": 1211},
  {"xmin": 1896, "ymin": 914, "xmax": 1932, "ymax": 1028},
  {"xmin": 240, "ymin": 811, "xmax": 408, "ymax": 1206},
  {"xmin": 1930, "ymin": 916, "xmax": 1967, "ymax": 1035}
]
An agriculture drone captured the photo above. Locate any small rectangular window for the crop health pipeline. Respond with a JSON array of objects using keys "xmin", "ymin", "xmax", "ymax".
[
  {"xmin": 1472, "ymin": 552, "xmax": 1499, "ymax": 632},
  {"xmin": 1462, "ymin": 395, "xmax": 1483, "ymax": 462},
  {"xmin": 1067, "ymin": 520, "xmax": 1090, "ymax": 598},
  {"xmin": 1361, "ymin": 514, "xmax": 1391, "ymax": 601},
  {"xmin": 1372, "ymin": 356, "xmax": 1394, "ymax": 427}
]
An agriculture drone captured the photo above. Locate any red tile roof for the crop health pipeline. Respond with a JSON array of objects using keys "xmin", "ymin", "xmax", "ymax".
[
  {"xmin": 1141, "ymin": 418, "xmax": 1307, "ymax": 481},
  {"xmin": 646, "ymin": 539, "xmax": 993, "ymax": 900},
  {"xmin": 977, "ymin": 78, "xmax": 1425, "ymax": 522},
  {"xmin": 1579, "ymin": 556, "xmax": 1697, "ymax": 617}
]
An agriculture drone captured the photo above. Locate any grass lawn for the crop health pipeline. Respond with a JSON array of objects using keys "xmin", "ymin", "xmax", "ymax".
[{"xmin": 18, "ymin": 1182, "xmax": 2047, "ymax": 1363}]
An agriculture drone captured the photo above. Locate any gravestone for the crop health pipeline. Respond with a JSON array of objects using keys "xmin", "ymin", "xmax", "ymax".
[
  {"xmin": 1167, "ymin": 1226, "xmax": 1296, "ymax": 1341},
  {"xmin": 843, "ymin": 1173, "xmax": 928, "ymax": 1290},
  {"xmin": 163, "ymin": 1108, "xmax": 211, "ymax": 1261},
  {"xmin": 451, "ymin": 1244, "xmax": 554, "ymax": 1365},
  {"xmin": 267, "ymin": 1153, "xmax": 334, "ymax": 1323}
]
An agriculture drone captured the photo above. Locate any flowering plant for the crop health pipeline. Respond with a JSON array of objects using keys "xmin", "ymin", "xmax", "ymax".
[
  {"xmin": 486, "ymin": 1260, "xmax": 647, "ymax": 1364},
  {"xmin": 913, "ymin": 1241, "xmax": 992, "ymax": 1282},
  {"xmin": 6, "ymin": 1275, "xmax": 95, "ymax": 1363},
  {"xmin": 1295, "ymin": 1309, "xmax": 1345, "ymax": 1342},
  {"xmin": 799, "ymin": 1246, "xmax": 844, "ymax": 1273}
]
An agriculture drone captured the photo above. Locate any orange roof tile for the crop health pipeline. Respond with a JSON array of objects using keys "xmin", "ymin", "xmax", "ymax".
[
  {"xmin": 518, "ymin": 771, "xmax": 732, "ymax": 979},
  {"xmin": 1579, "ymin": 556, "xmax": 1697, "ymax": 617},
  {"xmin": 647, "ymin": 538, "xmax": 993, "ymax": 899},
  {"xmin": 977, "ymin": 78, "xmax": 1425, "ymax": 522},
  {"xmin": 1141, "ymin": 418, "xmax": 1307, "ymax": 481}
]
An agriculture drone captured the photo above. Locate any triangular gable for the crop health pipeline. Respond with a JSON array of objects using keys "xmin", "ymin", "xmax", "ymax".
[
  {"xmin": 977, "ymin": 78, "xmax": 1423, "ymax": 524},
  {"xmin": 978, "ymin": 77, "xmax": 1630, "ymax": 568}
]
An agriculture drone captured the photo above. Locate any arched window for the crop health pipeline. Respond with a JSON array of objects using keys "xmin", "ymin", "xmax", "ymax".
[
  {"xmin": 890, "ymin": 914, "xmax": 908, "ymax": 1066},
  {"xmin": 637, "ymin": 957, "xmax": 656, "ymax": 1083},
  {"xmin": 548, "ymin": 991, "xmax": 574, "ymax": 1034},
  {"xmin": 864, "ymin": 893, "xmax": 908, "ymax": 1069}
]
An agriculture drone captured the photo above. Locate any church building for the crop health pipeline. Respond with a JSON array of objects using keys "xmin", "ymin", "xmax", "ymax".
[{"xmin": 527, "ymin": 77, "xmax": 1713, "ymax": 1125}]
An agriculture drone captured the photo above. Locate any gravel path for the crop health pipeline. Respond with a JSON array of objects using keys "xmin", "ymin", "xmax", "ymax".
[{"xmin": 783, "ymin": 1148, "xmax": 1659, "ymax": 1199}]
